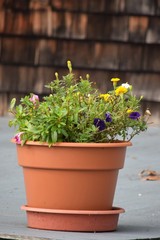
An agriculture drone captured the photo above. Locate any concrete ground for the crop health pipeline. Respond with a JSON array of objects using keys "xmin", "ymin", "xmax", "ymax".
[{"xmin": 0, "ymin": 116, "xmax": 160, "ymax": 240}]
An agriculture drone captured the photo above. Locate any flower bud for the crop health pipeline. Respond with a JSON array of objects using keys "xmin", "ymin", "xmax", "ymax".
[
  {"xmin": 86, "ymin": 74, "xmax": 90, "ymax": 80},
  {"xmin": 67, "ymin": 60, "xmax": 72, "ymax": 73},
  {"xmin": 145, "ymin": 109, "xmax": 151, "ymax": 116},
  {"xmin": 55, "ymin": 72, "xmax": 59, "ymax": 80}
]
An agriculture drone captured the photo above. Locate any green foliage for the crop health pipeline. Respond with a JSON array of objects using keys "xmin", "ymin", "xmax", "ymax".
[{"xmin": 9, "ymin": 61, "xmax": 150, "ymax": 145}]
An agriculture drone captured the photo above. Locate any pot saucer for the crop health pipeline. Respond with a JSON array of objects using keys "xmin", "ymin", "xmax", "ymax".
[{"xmin": 21, "ymin": 205, "xmax": 125, "ymax": 232}]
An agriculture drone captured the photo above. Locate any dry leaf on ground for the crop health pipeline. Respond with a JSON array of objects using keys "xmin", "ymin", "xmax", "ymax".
[{"xmin": 140, "ymin": 169, "xmax": 160, "ymax": 181}]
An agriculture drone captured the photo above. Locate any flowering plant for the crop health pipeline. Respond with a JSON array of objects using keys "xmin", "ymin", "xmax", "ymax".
[{"xmin": 9, "ymin": 61, "xmax": 150, "ymax": 145}]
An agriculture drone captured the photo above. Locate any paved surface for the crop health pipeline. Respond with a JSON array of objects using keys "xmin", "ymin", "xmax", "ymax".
[{"xmin": 0, "ymin": 116, "xmax": 160, "ymax": 240}]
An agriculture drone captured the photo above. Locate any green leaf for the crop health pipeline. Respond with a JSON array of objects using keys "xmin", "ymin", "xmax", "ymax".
[
  {"xmin": 10, "ymin": 98, "xmax": 16, "ymax": 110},
  {"xmin": 51, "ymin": 131, "xmax": 57, "ymax": 143},
  {"xmin": 61, "ymin": 129, "xmax": 68, "ymax": 138}
]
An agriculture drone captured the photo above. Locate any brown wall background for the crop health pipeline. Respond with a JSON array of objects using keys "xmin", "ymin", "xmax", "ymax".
[{"xmin": 0, "ymin": 0, "xmax": 160, "ymax": 122}]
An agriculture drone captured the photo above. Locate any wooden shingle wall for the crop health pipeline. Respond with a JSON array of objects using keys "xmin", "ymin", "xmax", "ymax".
[{"xmin": 0, "ymin": 0, "xmax": 160, "ymax": 122}]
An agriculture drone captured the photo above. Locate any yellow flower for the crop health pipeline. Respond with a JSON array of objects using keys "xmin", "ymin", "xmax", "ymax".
[
  {"xmin": 115, "ymin": 86, "xmax": 128, "ymax": 95},
  {"xmin": 99, "ymin": 93, "xmax": 111, "ymax": 101},
  {"xmin": 111, "ymin": 78, "xmax": 120, "ymax": 82},
  {"xmin": 127, "ymin": 109, "xmax": 133, "ymax": 114},
  {"xmin": 111, "ymin": 78, "xmax": 120, "ymax": 89}
]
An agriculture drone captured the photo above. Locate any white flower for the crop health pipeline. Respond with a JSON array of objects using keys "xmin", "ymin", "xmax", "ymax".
[{"xmin": 121, "ymin": 83, "xmax": 132, "ymax": 89}]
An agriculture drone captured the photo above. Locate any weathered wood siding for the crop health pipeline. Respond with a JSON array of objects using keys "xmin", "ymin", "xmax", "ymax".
[{"xmin": 0, "ymin": 0, "xmax": 160, "ymax": 122}]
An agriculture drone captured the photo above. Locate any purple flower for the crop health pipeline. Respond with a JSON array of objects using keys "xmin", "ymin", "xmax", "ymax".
[
  {"xmin": 29, "ymin": 94, "xmax": 39, "ymax": 104},
  {"xmin": 105, "ymin": 112, "xmax": 112, "ymax": 122},
  {"xmin": 129, "ymin": 112, "xmax": 141, "ymax": 120},
  {"xmin": 94, "ymin": 118, "xmax": 106, "ymax": 131},
  {"xmin": 14, "ymin": 132, "xmax": 23, "ymax": 144}
]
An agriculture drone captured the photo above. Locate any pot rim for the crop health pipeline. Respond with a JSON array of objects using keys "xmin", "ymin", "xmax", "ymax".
[
  {"xmin": 11, "ymin": 138, "xmax": 132, "ymax": 148},
  {"xmin": 21, "ymin": 205, "xmax": 125, "ymax": 215}
]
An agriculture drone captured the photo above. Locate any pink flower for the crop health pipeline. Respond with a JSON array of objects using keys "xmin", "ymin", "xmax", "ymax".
[
  {"xmin": 14, "ymin": 132, "xmax": 23, "ymax": 144},
  {"xmin": 29, "ymin": 94, "xmax": 39, "ymax": 104}
]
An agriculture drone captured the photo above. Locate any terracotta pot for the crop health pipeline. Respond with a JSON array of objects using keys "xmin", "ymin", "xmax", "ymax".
[{"xmin": 13, "ymin": 140, "xmax": 131, "ymax": 231}]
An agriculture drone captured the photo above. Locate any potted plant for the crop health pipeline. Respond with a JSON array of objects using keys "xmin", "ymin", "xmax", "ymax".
[{"xmin": 9, "ymin": 61, "xmax": 151, "ymax": 232}]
